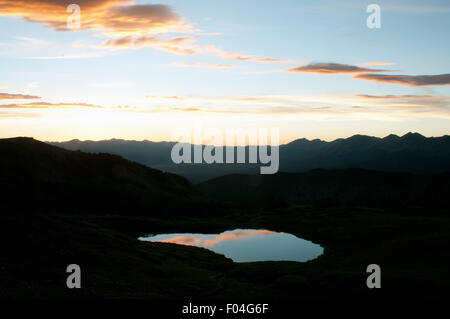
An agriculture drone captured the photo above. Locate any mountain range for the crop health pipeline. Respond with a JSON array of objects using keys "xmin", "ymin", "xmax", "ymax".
[{"xmin": 50, "ymin": 132, "xmax": 450, "ymax": 182}]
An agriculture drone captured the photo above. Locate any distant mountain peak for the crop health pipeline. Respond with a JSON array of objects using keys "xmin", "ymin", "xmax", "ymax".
[
  {"xmin": 383, "ymin": 134, "xmax": 400, "ymax": 139},
  {"xmin": 402, "ymin": 132, "xmax": 425, "ymax": 139},
  {"xmin": 347, "ymin": 134, "xmax": 378, "ymax": 141}
]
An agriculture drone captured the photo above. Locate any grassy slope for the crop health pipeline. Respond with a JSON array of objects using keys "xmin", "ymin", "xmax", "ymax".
[
  {"xmin": 197, "ymin": 169, "xmax": 450, "ymax": 209},
  {"xmin": 2, "ymin": 205, "xmax": 449, "ymax": 299}
]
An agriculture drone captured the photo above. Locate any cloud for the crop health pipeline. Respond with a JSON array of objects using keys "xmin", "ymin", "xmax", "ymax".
[
  {"xmin": 354, "ymin": 94, "xmax": 450, "ymax": 109},
  {"xmin": 146, "ymin": 93, "xmax": 353, "ymax": 107},
  {"xmin": 203, "ymin": 45, "xmax": 290, "ymax": 63},
  {"xmin": 0, "ymin": 102, "xmax": 102, "ymax": 108},
  {"xmin": 172, "ymin": 62, "xmax": 236, "ymax": 69},
  {"xmin": 146, "ymin": 95, "xmax": 185, "ymax": 100},
  {"xmin": 287, "ymin": 62, "xmax": 450, "ymax": 87},
  {"xmin": 101, "ymin": 3, "xmax": 189, "ymax": 35},
  {"xmin": 356, "ymin": 94, "xmax": 440, "ymax": 100},
  {"xmin": 355, "ymin": 94, "xmax": 450, "ymax": 100},
  {"xmin": 168, "ymin": 107, "xmax": 201, "ymax": 112},
  {"xmin": 102, "ymin": 35, "xmax": 200, "ymax": 55},
  {"xmin": 28, "ymin": 52, "xmax": 110, "ymax": 59},
  {"xmin": 353, "ymin": 73, "xmax": 450, "ymax": 86},
  {"xmin": 142, "ymin": 103, "xmax": 344, "ymax": 116},
  {"xmin": 144, "ymin": 93, "xmax": 450, "ymax": 117},
  {"xmin": 0, "ymin": 93, "xmax": 41, "ymax": 100},
  {"xmin": 0, "ymin": 1, "xmax": 190, "ymax": 35},
  {"xmin": 15, "ymin": 36, "xmax": 49, "ymax": 46},
  {"xmin": 177, "ymin": 106, "xmax": 337, "ymax": 115},
  {"xmin": 287, "ymin": 63, "xmax": 382, "ymax": 74},
  {"xmin": 349, "ymin": 106, "xmax": 369, "ymax": 110},
  {"xmin": 0, "ymin": 1, "xmax": 286, "ymax": 64},
  {"xmin": 103, "ymin": 36, "xmax": 288, "ymax": 63}
]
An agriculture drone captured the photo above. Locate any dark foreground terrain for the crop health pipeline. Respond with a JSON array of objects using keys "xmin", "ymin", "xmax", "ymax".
[{"xmin": 1, "ymin": 137, "xmax": 449, "ymax": 299}]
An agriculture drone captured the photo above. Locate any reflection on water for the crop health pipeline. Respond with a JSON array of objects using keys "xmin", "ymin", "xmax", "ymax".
[{"xmin": 139, "ymin": 229, "xmax": 323, "ymax": 262}]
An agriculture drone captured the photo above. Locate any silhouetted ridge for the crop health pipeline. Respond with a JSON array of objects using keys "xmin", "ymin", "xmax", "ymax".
[
  {"xmin": 50, "ymin": 133, "xmax": 450, "ymax": 182},
  {"xmin": 0, "ymin": 137, "xmax": 200, "ymax": 216}
]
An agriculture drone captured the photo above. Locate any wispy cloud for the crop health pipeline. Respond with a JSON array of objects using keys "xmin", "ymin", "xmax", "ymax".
[
  {"xmin": 287, "ymin": 63, "xmax": 383, "ymax": 74},
  {"xmin": 353, "ymin": 73, "xmax": 450, "ymax": 86},
  {"xmin": 102, "ymin": 35, "xmax": 288, "ymax": 63},
  {"xmin": 0, "ymin": 110, "xmax": 43, "ymax": 119},
  {"xmin": 28, "ymin": 52, "xmax": 110, "ymax": 59},
  {"xmin": 102, "ymin": 35, "xmax": 200, "ymax": 55},
  {"xmin": 0, "ymin": 92, "xmax": 40, "ymax": 100},
  {"xmin": 168, "ymin": 106, "xmax": 202, "ymax": 112},
  {"xmin": 0, "ymin": 102, "xmax": 102, "ymax": 109},
  {"xmin": 144, "ymin": 92, "xmax": 450, "ymax": 118},
  {"xmin": 356, "ymin": 94, "xmax": 442, "ymax": 100},
  {"xmin": 165, "ymin": 105, "xmax": 341, "ymax": 115},
  {"xmin": 203, "ymin": 45, "xmax": 291, "ymax": 63},
  {"xmin": 15, "ymin": 36, "xmax": 49, "ymax": 46},
  {"xmin": 146, "ymin": 95, "xmax": 185, "ymax": 100},
  {"xmin": 354, "ymin": 94, "xmax": 450, "ymax": 109}
]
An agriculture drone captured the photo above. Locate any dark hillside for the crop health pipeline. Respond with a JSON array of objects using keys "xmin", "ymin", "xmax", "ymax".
[
  {"xmin": 198, "ymin": 169, "xmax": 450, "ymax": 211},
  {"xmin": 0, "ymin": 137, "xmax": 198, "ymax": 216}
]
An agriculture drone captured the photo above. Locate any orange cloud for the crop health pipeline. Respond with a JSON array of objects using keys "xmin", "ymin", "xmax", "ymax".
[
  {"xmin": 0, "ymin": 1, "xmax": 190, "ymax": 35},
  {"xmin": 287, "ymin": 63, "xmax": 382, "ymax": 74},
  {"xmin": 168, "ymin": 107, "xmax": 201, "ymax": 112},
  {"xmin": 0, "ymin": 102, "xmax": 102, "ymax": 108},
  {"xmin": 0, "ymin": 93, "xmax": 40, "ymax": 100},
  {"xmin": 146, "ymin": 95, "xmax": 187, "ymax": 100},
  {"xmin": 0, "ymin": 1, "xmax": 287, "ymax": 64},
  {"xmin": 102, "ymin": 35, "xmax": 200, "ymax": 54},
  {"xmin": 353, "ymin": 73, "xmax": 450, "ymax": 86},
  {"xmin": 103, "ymin": 36, "xmax": 287, "ymax": 63},
  {"xmin": 287, "ymin": 62, "xmax": 450, "ymax": 87}
]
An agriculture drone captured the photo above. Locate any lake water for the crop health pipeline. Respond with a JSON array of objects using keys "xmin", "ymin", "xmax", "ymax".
[{"xmin": 139, "ymin": 229, "xmax": 323, "ymax": 262}]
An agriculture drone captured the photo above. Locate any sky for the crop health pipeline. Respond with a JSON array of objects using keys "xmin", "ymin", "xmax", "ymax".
[{"xmin": 0, "ymin": 0, "xmax": 449, "ymax": 144}]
